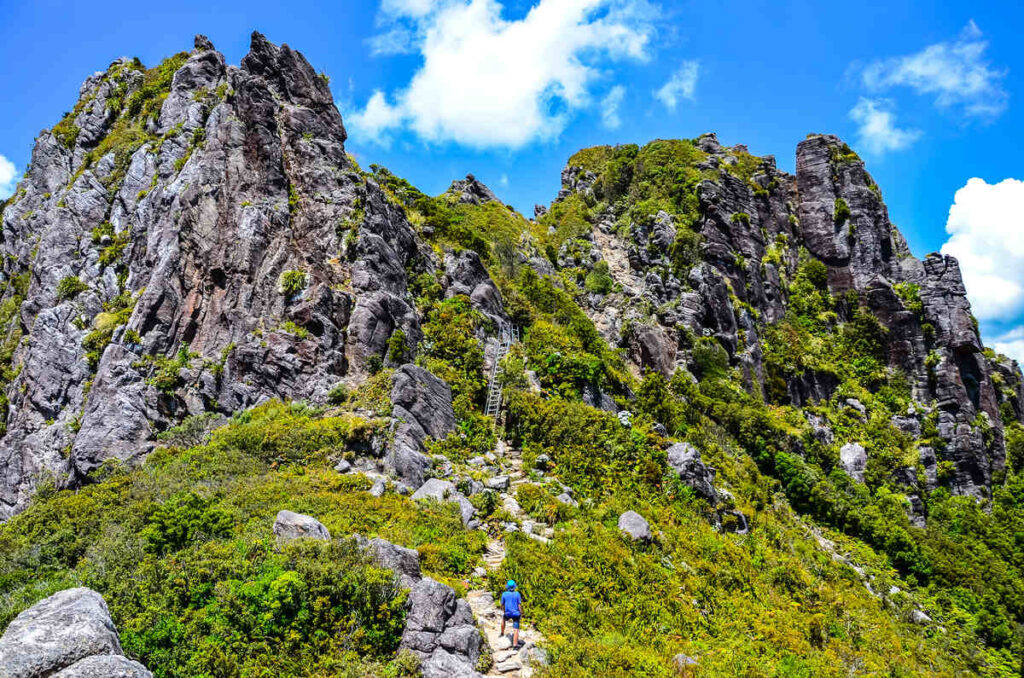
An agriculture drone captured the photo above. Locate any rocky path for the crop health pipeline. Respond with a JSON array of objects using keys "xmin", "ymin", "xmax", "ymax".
[{"xmin": 466, "ymin": 444, "xmax": 549, "ymax": 677}]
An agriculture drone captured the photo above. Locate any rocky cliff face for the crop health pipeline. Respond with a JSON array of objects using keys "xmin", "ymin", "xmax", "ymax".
[
  {"xmin": 556, "ymin": 133, "xmax": 1021, "ymax": 505},
  {"xmin": 0, "ymin": 34, "xmax": 1019, "ymax": 520},
  {"xmin": 0, "ymin": 34, "xmax": 435, "ymax": 518}
]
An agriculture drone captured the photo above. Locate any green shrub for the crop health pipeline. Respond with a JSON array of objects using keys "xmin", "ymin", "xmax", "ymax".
[
  {"xmin": 56, "ymin": 276, "xmax": 89, "ymax": 300},
  {"xmin": 833, "ymin": 197, "xmax": 851, "ymax": 226},
  {"xmin": 279, "ymin": 270, "xmax": 308, "ymax": 297}
]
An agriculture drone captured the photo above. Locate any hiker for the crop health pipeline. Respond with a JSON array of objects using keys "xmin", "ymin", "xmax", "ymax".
[{"xmin": 500, "ymin": 579, "xmax": 524, "ymax": 647}]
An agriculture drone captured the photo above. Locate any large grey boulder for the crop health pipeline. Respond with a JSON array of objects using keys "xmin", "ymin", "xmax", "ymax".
[
  {"xmin": 411, "ymin": 478, "xmax": 476, "ymax": 526},
  {"xmin": 666, "ymin": 442, "xmax": 719, "ymax": 504},
  {"xmin": 387, "ymin": 365, "xmax": 457, "ymax": 488},
  {"xmin": 273, "ymin": 510, "xmax": 331, "ymax": 541},
  {"xmin": 618, "ymin": 511, "xmax": 652, "ymax": 542},
  {"xmin": 358, "ymin": 535, "xmax": 422, "ymax": 588},
  {"xmin": 420, "ymin": 647, "xmax": 484, "ymax": 678},
  {"xmin": 0, "ymin": 588, "xmax": 127, "ymax": 678},
  {"xmin": 53, "ymin": 655, "xmax": 152, "ymax": 677},
  {"xmin": 839, "ymin": 443, "xmax": 867, "ymax": 483},
  {"xmin": 401, "ymin": 578, "xmax": 481, "ymax": 670}
]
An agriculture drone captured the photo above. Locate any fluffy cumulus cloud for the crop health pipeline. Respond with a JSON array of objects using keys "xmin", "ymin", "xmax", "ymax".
[
  {"xmin": 991, "ymin": 327, "xmax": 1024, "ymax": 366},
  {"xmin": 848, "ymin": 98, "xmax": 922, "ymax": 154},
  {"xmin": 349, "ymin": 0, "xmax": 658, "ymax": 148},
  {"xmin": 940, "ymin": 177, "xmax": 1024, "ymax": 322},
  {"xmin": 861, "ymin": 21, "xmax": 1008, "ymax": 118},
  {"xmin": 601, "ymin": 85, "xmax": 626, "ymax": 129},
  {"xmin": 654, "ymin": 60, "xmax": 698, "ymax": 111},
  {"xmin": 0, "ymin": 155, "xmax": 18, "ymax": 200}
]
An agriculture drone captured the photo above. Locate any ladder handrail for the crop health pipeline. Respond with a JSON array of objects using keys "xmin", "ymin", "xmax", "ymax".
[{"xmin": 484, "ymin": 321, "xmax": 516, "ymax": 418}]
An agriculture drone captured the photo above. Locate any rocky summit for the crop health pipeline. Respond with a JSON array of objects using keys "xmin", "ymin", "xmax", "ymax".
[{"xmin": 0, "ymin": 32, "xmax": 1023, "ymax": 677}]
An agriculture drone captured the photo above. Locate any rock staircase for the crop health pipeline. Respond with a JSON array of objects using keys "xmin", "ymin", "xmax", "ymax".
[{"xmin": 466, "ymin": 444, "xmax": 549, "ymax": 677}]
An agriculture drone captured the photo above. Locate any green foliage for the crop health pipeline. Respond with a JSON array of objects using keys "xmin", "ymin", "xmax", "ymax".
[
  {"xmin": 141, "ymin": 492, "xmax": 232, "ymax": 555},
  {"xmin": 833, "ymin": 197, "xmax": 851, "ymax": 226},
  {"xmin": 387, "ymin": 328, "xmax": 408, "ymax": 364},
  {"xmin": 56, "ymin": 276, "xmax": 89, "ymax": 301},
  {"xmin": 894, "ymin": 282, "xmax": 924, "ymax": 317},
  {"xmin": 583, "ymin": 261, "xmax": 613, "ymax": 294},
  {"xmin": 0, "ymin": 399, "xmax": 484, "ymax": 676},
  {"xmin": 279, "ymin": 269, "xmax": 308, "ymax": 297}
]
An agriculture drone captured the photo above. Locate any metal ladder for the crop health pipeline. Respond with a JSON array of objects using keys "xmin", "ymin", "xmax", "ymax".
[{"xmin": 484, "ymin": 322, "xmax": 518, "ymax": 418}]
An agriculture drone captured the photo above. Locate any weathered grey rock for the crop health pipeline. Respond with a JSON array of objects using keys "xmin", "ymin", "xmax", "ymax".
[
  {"xmin": 402, "ymin": 578, "xmax": 481, "ymax": 669},
  {"xmin": 411, "ymin": 478, "xmax": 476, "ymax": 526},
  {"xmin": 273, "ymin": 510, "xmax": 330, "ymax": 541},
  {"xmin": 672, "ymin": 652, "xmax": 699, "ymax": 672},
  {"xmin": 625, "ymin": 323, "xmax": 676, "ymax": 377},
  {"xmin": 666, "ymin": 442, "xmax": 719, "ymax": 504},
  {"xmin": 444, "ymin": 249, "xmax": 508, "ymax": 324},
  {"xmin": 485, "ymin": 475, "xmax": 510, "ymax": 491},
  {"xmin": 910, "ymin": 609, "xmax": 932, "ymax": 625},
  {"xmin": 555, "ymin": 492, "xmax": 578, "ymax": 507},
  {"xmin": 369, "ymin": 478, "xmax": 388, "ymax": 497},
  {"xmin": 333, "ymin": 458, "xmax": 352, "ymax": 473},
  {"xmin": 618, "ymin": 511, "xmax": 652, "ymax": 541},
  {"xmin": 447, "ymin": 174, "xmax": 500, "ymax": 205},
  {"xmin": 0, "ymin": 33, "xmax": 428, "ymax": 518},
  {"xmin": 357, "ymin": 535, "xmax": 422, "ymax": 589},
  {"xmin": 420, "ymin": 647, "xmax": 484, "ymax": 678},
  {"xmin": 52, "ymin": 655, "xmax": 153, "ymax": 678},
  {"xmin": 839, "ymin": 443, "xmax": 867, "ymax": 483},
  {"xmin": 387, "ymin": 365, "xmax": 457, "ymax": 488},
  {"xmin": 0, "ymin": 588, "xmax": 123, "ymax": 678}
]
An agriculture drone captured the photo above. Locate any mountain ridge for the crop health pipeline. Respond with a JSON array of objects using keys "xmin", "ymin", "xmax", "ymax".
[{"xmin": 0, "ymin": 31, "xmax": 1022, "ymax": 676}]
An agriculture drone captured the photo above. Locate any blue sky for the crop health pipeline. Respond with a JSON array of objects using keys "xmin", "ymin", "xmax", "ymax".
[{"xmin": 1, "ymin": 0, "xmax": 1023, "ymax": 357}]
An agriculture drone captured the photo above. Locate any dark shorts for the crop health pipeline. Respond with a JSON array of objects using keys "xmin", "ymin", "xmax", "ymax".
[{"xmin": 503, "ymin": 613, "xmax": 521, "ymax": 629}]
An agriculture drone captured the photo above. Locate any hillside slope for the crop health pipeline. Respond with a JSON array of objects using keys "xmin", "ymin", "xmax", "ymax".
[{"xmin": 0, "ymin": 33, "xmax": 1022, "ymax": 677}]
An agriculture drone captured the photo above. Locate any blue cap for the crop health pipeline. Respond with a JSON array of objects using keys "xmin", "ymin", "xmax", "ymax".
[{"xmin": 507, "ymin": 580, "xmax": 516, "ymax": 589}]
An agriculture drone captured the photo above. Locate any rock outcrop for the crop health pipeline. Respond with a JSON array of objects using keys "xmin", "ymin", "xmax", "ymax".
[
  {"xmin": 0, "ymin": 33, "xmax": 430, "ymax": 518},
  {"xmin": 666, "ymin": 442, "xmax": 718, "ymax": 503},
  {"xmin": 553, "ymin": 132, "xmax": 1023, "ymax": 503},
  {"xmin": 387, "ymin": 365, "xmax": 457, "ymax": 488},
  {"xmin": 273, "ymin": 510, "xmax": 331, "ymax": 541},
  {"xmin": 360, "ymin": 535, "xmax": 483, "ymax": 677},
  {"xmin": 0, "ymin": 588, "xmax": 150, "ymax": 678},
  {"xmin": 618, "ymin": 510, "xmax": 652, "ymax": 542}
]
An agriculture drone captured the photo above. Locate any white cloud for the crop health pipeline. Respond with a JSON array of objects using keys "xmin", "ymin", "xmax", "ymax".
[
  {"xmin": 991, "ymin": 326, "xmax": 1024, "ymax": 365},
  {"xmin": 346, "ymin": 91, "xmax": 405, "ymax": 148},
  {"xmin": 0, "ymin": 155, "xmax": 17, "ymax": 200},
  {"xmin": 499, "ymin": 173, "xmax": 509, "ymax": 187},
  {"xmin": 654, "ymin": 60, "xmax": 698, "ymax": 111},
  {"xmin": 368, "ymin": 26, "xmax": 419, "ymax": 55},
  {"xmin": 351, "ymin": 0, "xmax": 658, "ymax": 148},
  {"xmin": 861, "ymin": 21, "xmax": 1008, "ymax": 118},
  {"xmin": 848, "ymin": 98, "xmax": 922, "ymax": 154},
  {"xmin": 940, "ymin": 177, "xmax": 1024, "ymax": 322},
  {"xmin": 601, "ymin": 85, "xmax": 626, "ymax": 129}
]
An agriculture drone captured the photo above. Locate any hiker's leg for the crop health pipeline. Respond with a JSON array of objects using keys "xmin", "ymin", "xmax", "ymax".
[
  {"xmin": 501, "ymin": 616, "xmax": 506, "ymax": 636},
  {"xmin": 513, "ymin": 616, "xmax": 520, "ymax": 645}
]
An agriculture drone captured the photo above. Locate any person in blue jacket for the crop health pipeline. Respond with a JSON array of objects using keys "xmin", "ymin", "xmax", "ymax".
[{"xmin": 500, "ymin": 580, "xmax": 524, "ymax": 647}]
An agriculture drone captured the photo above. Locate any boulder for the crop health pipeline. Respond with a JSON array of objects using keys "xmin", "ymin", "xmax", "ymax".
[
  {"xmin": 402, "ymin": 579, "xmax": 481, "ymax": 664},
  {"xmin": 273, "ymin": 510, "xmax": 331, "ymax": 541},
  {"xmin": 666, "ymin": 442, "xmax": 718, "ymax": 504},
  {"xmin": 672, "ymin": 652, "xmax": 699, "ymax": 673},
  {"xmin": 0, "ymin": 588, "xmax": 125, "ymax": 678},
  {"xmin": 618, "ymin": 511, "xmax": 652, "ymax": 542},
  {"xmin": 53, "ymin": 655, "xmax": 153, "ymax": 678},
  {"xmin": 420, "ymin": 647, "xmax": 484, "ymax": 678},
  {"xmin": 358, "ymin": 535, "xmax": 422, "ymax": 589},
  {"xmin": 412, "ymin": 479, "xmax": 476, "ymax": 526},
  {"xmin": 839, "ymin": 443, "xmax": 867, "ymax": 483},
  {"xmin": 387, "ymin": 365, "xmax": 457, "ymax": 488}
]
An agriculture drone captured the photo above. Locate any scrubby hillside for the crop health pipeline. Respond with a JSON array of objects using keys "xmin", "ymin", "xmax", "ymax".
[{"xmin": 0, "ymin": 32, "xmax": 1023, "ymax": 677}]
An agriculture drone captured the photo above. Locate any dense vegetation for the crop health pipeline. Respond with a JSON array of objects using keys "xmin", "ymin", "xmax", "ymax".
[{"xmin": 2, "ymin": 129, "xmax": 1023, "ymax": 677}]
